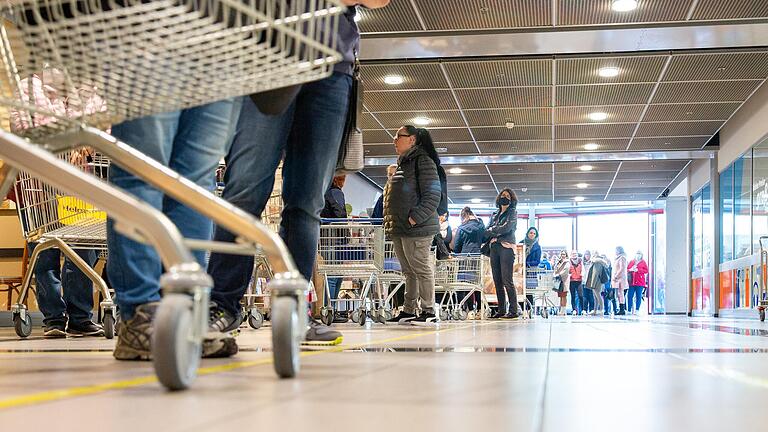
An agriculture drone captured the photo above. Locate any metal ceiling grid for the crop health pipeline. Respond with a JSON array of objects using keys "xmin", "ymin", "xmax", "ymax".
[
  {"xmin": 363, "ymin": 111, "xmax": 466, "ymax": 129},
  {"xmin": 363, "ymin": 90, "xmax": 459, "ymax": 112},
  {"xmin": 635, "ymin": 121, "xmax": 724, "ymax": 137},
  {"xmin": 558, "ymin": 0, "xmax": 691, "ymax": 26},
  {"xmin": 414, "ymin": 0, "xmax": 552, "ymax": 30},
  {"xmin": 421, "ymin": 127, "xmax": 474, "ymax": 142},
  {"xmin": 456, "ymin": 87, "xmax": 552, "ymax": 109},
  {"xmin": 361, "ymin": 63, "xmax": 449, "ymax": 91},
  {"xmin": 555, "ymin": 124, "xmax": 637, "ymax": 139},
  {"xmin": 472, "ymin": 125, "xmax": 552, "ymax": 141},
  {"xmin": 556, "ymin": 56, "xmax": 667, "ymax": 85},
  {"xmin": 663, "ymin": 52, "xmax": 768, "ymax": 82},
  {"xmin": 630, "ymin": 137, "xmax": 710, "ymax": 150},
  {"xmin": 488, "ymin": 163, "xmax": 555, "ymax": 174},
  {"xmin": 478, "ymin": 140, "xmax": 554, "ymax": 154},
  {"xmin": 465, "ymin": 108, "xmax": 552, "ymax": 126},
  {"xmin": 652, "ymin": 80, "xmax": 763, "ymax": 103},
  {"xmin": 443, "ymin": 59, "xmax": 553, "ymax": 88},
  {"xmin": 555, "ymin": 139, "xmax": 630, "ymax": 153},
  {"xmin": 555, "ymin": 105, "xmax": 646, "ymax": 124},
  {"xmin": 363, "ymin": 129, "xmax": 396, "ymax": 144},
  {"xmin": 356, "ymin": 0, "xmax": 422, "ymax": 33},
  {"xmin": 642, "ymin": 103, "xmax": 741, "ymax": 122},
  {"xmin": 691, "ymin": 0, "xmax": 768, "ymax": 20},
  {"xmin": 555, "ymin": 161, "xmax": 621, "ymax": 173},
  {"xmin": 556, "ymin": 83, "xmax": 656, "ymax": 106}
]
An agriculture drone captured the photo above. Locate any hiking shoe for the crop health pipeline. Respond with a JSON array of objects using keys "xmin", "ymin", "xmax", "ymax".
[
  {"xmin": 302, "ymin": 319, "xmax": 343, "ymax": 346},
  {"xmin": 67, "ymin": 320, "xmax": 105, "ymax": 337},
  {"xmin": 387, "ymin": 311, "xmax": 416, "ymax": 324},
  {"xmin": 114, "ymin": 302, "xmax": 158, "ymax": 361},
  {"xmin": 43, "ymin": 322, "xmax": 67, "ymax": 338},
  {"xmin": 410, "ymin": 312, "xmax": 437, "ymax": 326},
  {"xmin": 208, "ymin": 303, "xmax": 241, "ymax": 334}
]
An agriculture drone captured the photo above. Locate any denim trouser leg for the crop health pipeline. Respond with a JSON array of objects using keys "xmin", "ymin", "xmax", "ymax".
[
  {"xmin": 209, "ymin": 73, "xmax": 352, "ymax": 318},
  {"xmin": 33, "ymin": 247, "xmax": 67, "ymax": 326},
  {"xmin": 107, "ymin": 100, "xmax": 236, "ymax": 320},
  {"xmin": 62, "ymin": 249, "xmax": 98, "ymax": 324},
  {"xmin": 327, "ymin": 278, "xmax": 343, "ymax": 300}
]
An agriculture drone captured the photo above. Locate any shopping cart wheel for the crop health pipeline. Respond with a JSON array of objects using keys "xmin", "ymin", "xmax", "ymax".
[
  {"xmin": 351, "ymin": 309, "xmax": 360, "ymax": 324},
  {"xmin": 248, "ymin": 309, "xmax": 264, "ymax": 330},
  {"xmin": 451, "ymin": 309, "xmax": 461, "ymax": 320},
  {"xmin": 272, "ymin": 295, "xmax": 300, "ymax": 378},
  {"xmin": 359, "ymin": 310, "xmax": 367, "ymax": 326},
  {"xmin": 458, "ymin": 310, "xmax": 469, "ymax": 321},
  {"xmin": 320, "ymin": 308, "xmax": 334, "ymax": 326},
  {"xmin": 13, "ymin": 310, "xmax": 32, "ymax": 338},
  {"xmin": 439, "ymin": 309, "xmax": 449, "ymax": 322},
  {"xmin": 380, "ymin": 309, "xmax": 393, "ymax": 322},
  {"xmin": 153, "ymin": 294, "xmax": 200, "ymax": 391},
  {"xmin": 541, "ymin": 308, "xmax": 549, "ymax": 319},
  {"xmin": 103, "ymin": 309, "xmax": 115, "ymax": 339},
  {"xmin": 760, "ymin": 308, "xmax": 765, "ymax": 322},
  {"xmin": 483, "ymin": 308, "xmax": 493, "ymax": 319}
]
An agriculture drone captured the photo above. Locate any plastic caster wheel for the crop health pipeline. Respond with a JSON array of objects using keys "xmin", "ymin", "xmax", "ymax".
[
  {"xmin": 350, "ymin": 309, "xmax": 359, "ymax": 323},
  {"xmin": 359, "ymin": 311, "xmax": 367, "ymax": 326},
  {"xmin": 272, "ymin": 296, "xmax": 301, "ymax": 378},
  {"xmin": 248, "ymin": 310, "xmax": 264, "ymax": 330},
  {"xmin": 439, "ymin": 309, "xmax": 449, "ymax": 321},
  {"xmin": 374, "ymin": 309, "xmax": 387, "ymax": 324},
  {"xmin": 458, "ymin": 310, "xmax": 469, "ymax": 321},
  {"xmin": 153, "ymin": 294, "xmax": 199, "ymax": 391},
  {"xmin": 380, "ymin": 309, "xmax": 393, "ymax": 321},
  {"xmin": 320, "ymin": 308, "xmax": 334, "ymax": 326},
  {"xmin": 13, "ymin": 311, "xmax": 32, "ymax": 338},
  {"xmin": 483, "ymin": 309, "xmax": 493, "ymax": 319},
  {"xmin": 760, "ymin": 309, "xmax": 766, "ymax": 322},
  {"xmin": 541, "ymin": 308, "xmax": 549, "ymax": 319},
  {"xmin": 103, "ymin": 309, "xmax": 115, "ymax": 339}
]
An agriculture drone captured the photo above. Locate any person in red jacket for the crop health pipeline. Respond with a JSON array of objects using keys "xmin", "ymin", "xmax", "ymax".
[
  {"xmin": 568, "ymin": 251, "xmax": 584, "ymax": 315},
  {"xmin": 627, "ymin": 251, "xmax": 649, "ymax": 315}
]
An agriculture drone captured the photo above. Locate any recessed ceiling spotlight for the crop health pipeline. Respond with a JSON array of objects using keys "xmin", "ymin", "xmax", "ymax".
[
  {"xmin": 579, "ymin": 165, "xmax": 594, "ymax": 171},
  {"xmin": 413, "ymin": 116, "xmax": 431, "ymax": 126},
  {"xmin": 574, "ymin": 196, "xmax": 586, "ymax": 202},
  {"xmin": 436, "ymin": 147, "xmax": 448, "ymax": 153},
  {"xmin": 449, "ymin": 167, "xmax": 464, "ymax": 174},
  {"xmin": 583, "ymin": 143, "xmax": 600, "ymax": 151},
  {"xmin": 717, "ymin": 67, "xmax": 727, "ymax": 72},
  {"xmin": 611, "ymin": 0, "xmax": 638, "ymax": 12},
  {"xmin": 685, "ymin": 112, "xmax": 693, "ymax": 116},
  {"xmin": 598, "ymin": 67, "xmax": 620, "ymax": 78},
  {"xmin": 383, "ymin": 75, "xmax": 404, "ymax": 85},
  {"xmin": 576, "ymin": 183, "xmax": 589, "ymax": 189},
  {"xmin": 589, "ymin": 112, "xmax": 609, "ymax": 122},
  {"xmin": 470, "ymin": 198, "xmax": 483, "ymax": 204},
  {"xmin": 461, "ymin": 185, "xmax": 474, "ymax": 191}
]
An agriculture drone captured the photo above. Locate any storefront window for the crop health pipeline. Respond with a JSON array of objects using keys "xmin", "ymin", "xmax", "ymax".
[
  {"xmin": 577, "ymin": 213, "xmax": 649, "ymax": 259},
  {"xmin": 692, "ymin": 189, "xmax": 704, "ymax": 272},
  {"xmin": 720, "ymin": 165, "xmax": 735, "ymax": 262},
  {"xmin": 753, "ymin": 144, "xmax": 768, "ymax": 254},
  {"xmin": 734, "ymin": 156, "xmax": 752, "ymax": 258},
  {"xmin": 538, "ymin": 217, "xmax": 573, "ymax": 252}
]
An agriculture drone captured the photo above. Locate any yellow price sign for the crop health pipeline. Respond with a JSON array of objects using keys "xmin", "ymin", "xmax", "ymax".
[{"xmin": 56, "ymin": 195, "xmax": 106, "ymax": 225}]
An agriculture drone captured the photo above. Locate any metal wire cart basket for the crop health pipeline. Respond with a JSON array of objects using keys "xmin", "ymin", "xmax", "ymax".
[{"xmin": 0, "ymin": 0, "xmax": 344, "ymax": 390}]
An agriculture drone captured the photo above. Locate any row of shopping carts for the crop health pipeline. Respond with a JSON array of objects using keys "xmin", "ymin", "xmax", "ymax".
[{"xmin": 0, "ymin": 0, "xmax": 347, "ymax": 391}]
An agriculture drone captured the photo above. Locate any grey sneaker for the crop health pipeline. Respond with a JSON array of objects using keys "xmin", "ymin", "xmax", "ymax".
[
  {"xmin": 113, "ymin": 302, "xmax": 158, "ymax": 361},
  {"xmin": 43, "ymin": 322, "xmax": 67, "ymax": 338},
  {"xmin": 302, "ymin": 318, "xmax": 343, "ymax": 346},
  {"xmin": 202, "ymin": 304, "xmax": 240, "ymax": 358}
]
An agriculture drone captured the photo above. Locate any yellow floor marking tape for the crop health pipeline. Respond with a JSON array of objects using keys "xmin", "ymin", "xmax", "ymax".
[{"xmin": 0, "ymin": 321, "xmax": 498, "ymax": 410}]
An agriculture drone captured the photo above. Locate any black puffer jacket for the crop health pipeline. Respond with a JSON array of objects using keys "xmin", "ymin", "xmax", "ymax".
[
  {"xmin": 383, "ymin": 146, "xmax": 441, "ymax": 238},
  {"xmin": 453, "ymin": 218, "xmax": 485, "ymax": 254},
  {"xmin": 485, "ymin": 206, "xmax": 517, "ymax": 244}
]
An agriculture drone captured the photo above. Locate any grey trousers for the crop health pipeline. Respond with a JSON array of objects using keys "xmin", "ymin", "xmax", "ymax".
[{"xmin": 392, "ymin": 236, "xmax": 435, "ymax": 315}]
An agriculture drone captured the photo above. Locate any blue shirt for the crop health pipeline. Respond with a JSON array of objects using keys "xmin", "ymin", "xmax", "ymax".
[{"xmin": 334, "ymin": 7, "xmax": 360, "ymax": 75}]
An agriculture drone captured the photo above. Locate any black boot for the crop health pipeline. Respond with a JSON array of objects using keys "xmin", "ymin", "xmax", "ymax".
[{"xmin": 617, "ymin": 303, "xmax": 626, "ymax": 315}]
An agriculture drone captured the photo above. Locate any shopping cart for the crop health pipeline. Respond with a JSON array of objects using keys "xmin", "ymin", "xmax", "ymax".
[
  {"xmin": 317, "ymin": 219, "xmax": 385, "ymax": 326},
  {"xmin": 13, "ymin": 152, "xmax": 116, "ymax": 338},
  {"xmin": 0, "ymin": 0, "xmax": 344, "ymax": 390},
  {"xmin": 758, "ymin": 236, "xmax": 768, "ymax": 322},
  {"xmin": 375, "ymin": 240, "xmax": 405, "ymax": 321},
  {"xmin": 525, "ymin": 267, "xmax": 558, "ymax": 319},
  {"xmin": 451, "ymin": 254, "xmax": 488, "ymax": 320}
]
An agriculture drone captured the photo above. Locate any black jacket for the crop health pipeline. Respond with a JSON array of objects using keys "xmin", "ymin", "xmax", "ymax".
[
  {"xmin": 454, "ymin": 218, "xmax": 485, "ymax": 254},
  {"xmin": 383, "ymin": 146, "xmax": 441, "ymax": 238},
  {"xmin": 485, "ymin": 206, "xmax": 517, "ymax": 245},
  {"xmin": 321, "ymin": 185, "xmax": 346, "ymax": 219}
]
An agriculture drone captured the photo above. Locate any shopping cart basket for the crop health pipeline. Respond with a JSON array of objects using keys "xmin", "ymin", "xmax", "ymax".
[
  {"xmin": 317, "ymin": 219, "xmax": 385, "ymax": 326},
  {"xmin": 0, "ymin": 0, "xmax": 344, "ymax": 390},
  {"xmin": 525, "ymin": 267, "xmax": 558, "ymax": 319}
]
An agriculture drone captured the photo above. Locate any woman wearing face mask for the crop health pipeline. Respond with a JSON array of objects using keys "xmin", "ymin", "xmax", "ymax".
[
  {"xmin": 627, "ymin": 251, "xmax": 649, "ymax": 315},
  {"xmin": 612, "ymin": 246, "xmax": 629, "ymax": 315},
  {"xmin": 384, "ymin": 125, "xmax": 442, "ymax": 325},
  {"xmin": 522, "ymin": 227, "xmax": 541, "ymax": 308},
  {"xmin": 553, "ymin": 250, "xmax": 570, "ymax": 316},
  {"xmin": 568, "ymin": 251, "xmax": 584, "ymax": 315},
  {"xmin": 485, "ymin": 188, "xmax": 519, "ymax": 319}
]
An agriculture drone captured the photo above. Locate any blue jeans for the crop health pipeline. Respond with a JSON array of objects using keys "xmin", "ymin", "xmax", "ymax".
[
  {"xmin": 628, "ymin": 286, "xmax": 644, "ymax": 312},
  {"xmin": 582, "ymin": 286, "xmax": 595, "ymax": 312},
  {"xmin": 33, "ymin": 246, "xmax": 97, "ymax": 326},
  {"xmin": 107, "ymin": 100, "xmax": 237, "ymax": 319},
  {"xmin": 208, "ymin": 72, "xmax": 352, "ymax": 317},
  {"xmin": 569, "ymin": 281, "xmax": 583, "ymax": 313},
  {"xmin": 327, "ymin": 278, "xmax": 343, "ymax": 301}
]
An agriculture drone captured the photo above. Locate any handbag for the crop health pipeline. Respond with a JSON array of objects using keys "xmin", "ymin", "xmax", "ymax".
[
  {"xmin": 335, "ymin": 52, "xmax": 364, "ymax": 175},
  {"xmin": 480, "ymin": 241, "xmax": 491, "ymax": 257}
]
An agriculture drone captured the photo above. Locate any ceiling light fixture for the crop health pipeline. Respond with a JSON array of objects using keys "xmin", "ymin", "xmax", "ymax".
[
  {"xmin": 436, "ymin": 147, "xmax": 448, "ymax": 153},
  {"xmin": 579, "ymin": 165, "xmax": 594, "ymax": 171},
  {"xmin": 589, "ymin": 112, "xmax": 609, "ymax": 122},
  {"xmin": 461, "ymin": 185, "xmax": 474, "ymax": 191},
  {"xmin": 576, "ymin": 183, "xmax": 589, "ymax": 189},
  {"xmin": 470, "ymin": 198, "xmax": 483, "ymax": 204},
  {"xmin": 383, "ymin": 75, "xmax": 404, "ymax": 85},
  {"xmin": 413, "ymin": 116, "xmax": 431, "ymax": 126},
  {"xmin": 583, "ymin": 143, "xmax": 600, "ymax": 151},
  {"xmin": 611, "ymin": 0, "xmax": 638, "ymax": 12},
  {"xmin": 573, "ymin": 196, "xmax": 586, "ymax": 202},
  {"xmin": 598, "ymin": 67, "xmax": 620, "ymax": 78},
  {"xmin": 449, "ymin": 168, "xmax": 464, "ymax": 174}
]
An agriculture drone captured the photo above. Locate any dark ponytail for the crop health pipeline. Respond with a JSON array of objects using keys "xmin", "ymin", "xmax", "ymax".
[{"xmin": 403, "ymin": 125, "xmax": 441, "ymax": 167}]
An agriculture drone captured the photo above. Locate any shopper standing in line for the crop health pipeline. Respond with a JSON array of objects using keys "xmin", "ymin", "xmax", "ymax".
[
  {"xmin": 486, "ymin": 188, "xmax": 519, "ymax": 319},
  {"xmin": 581, "ymin": 250, "xmax": 595, "ymax": 314},
  {"xmin": 384, "ymin": 125, "xmax": 442, "ymax": 325},
  {"xmin": 320, "ymin": 175, "xmax": 347, "ymax": 304},
  {"xmin": 585, "ymin": 252, "xmax": 608, "ymax": 315},
  {"xmin": 554, "ymin": 250, "xmax": 570, "ymax": 316},
  {"xmin": 522, "ymin": 227, "xmax": 541, "ymax": 309},
  {"xmin": 453, "ymin": 206, "xmax": 485, "ymax": 254},
  {"xmin": 568, "ymin": 251, "xmax": 584, "ymax": 315},
  {"xmin": 627, "ymin": 251, "xmax": 649, "ymax": 315},
  {"xmin": 601, "ymin": 253, "xmax": 617, "ymax": 315},
  {"xmin": 612, "ymin": 246, "xmax": 629, "ymax": 315}
]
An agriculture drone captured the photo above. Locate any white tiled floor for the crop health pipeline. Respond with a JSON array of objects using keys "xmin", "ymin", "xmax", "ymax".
[{"xmin": 1, "ymin": 315, "xmax": 768, "ymax": 431}]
